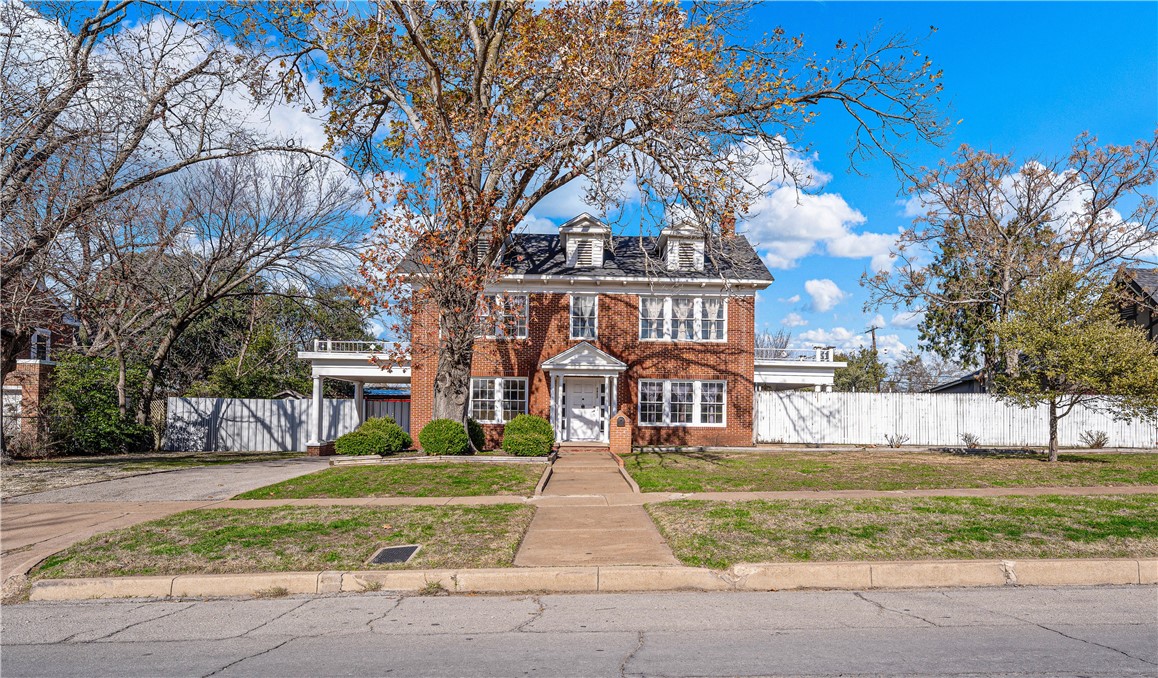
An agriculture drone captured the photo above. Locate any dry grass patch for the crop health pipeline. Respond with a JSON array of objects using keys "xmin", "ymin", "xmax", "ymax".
[
  {"xmin": 235, "ymin": 463, "xmax": 544, "ymax": 499},
  {"xmin": 624, "ymin": 450, "xmax": 1158, "ymax": 493},
  {"xmin": 33, "ymin": 504, "xmax": 535, "ymax": 579},
  {"xmin": 647, "ymin": 494, "xmax": 1158, "ymax": 570}
]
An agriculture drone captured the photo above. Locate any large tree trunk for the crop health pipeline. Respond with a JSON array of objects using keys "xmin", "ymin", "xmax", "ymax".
[
  {"xmin": 430, "ymin": 284, "xmax": 481, "ymax": 450},
  {"xmin": 1048, "ymin": 398, "xmax": 1059, "ymax": 462}
]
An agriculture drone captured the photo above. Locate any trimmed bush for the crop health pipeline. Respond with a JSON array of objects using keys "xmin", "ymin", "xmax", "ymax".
[
  {"xmin": 418, "ymin": 418, "xmax": 472, "ymax": 456},
  {"xmin": 334, "ymin": 430, "xmax": 390, "ymax": 456},
  {"xmin": 358, "ymin": 416, "xmax": 411, "ymax": 454},
  {"xmin": 359, "ymin": 416, "xmax": 397, "ymax": 433},
  {"xmin": 502, "ymin": 414, "xmax": 555, "ymax": 457},
  {"xmin": 468, "ymin": 418, "xmax": 485, "ymax": 452}
]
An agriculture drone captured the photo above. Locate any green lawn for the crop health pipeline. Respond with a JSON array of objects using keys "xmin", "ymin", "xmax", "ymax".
[
  {"xmin": 34, "ymin": 504, "xmax": 535, "ymax": 578},
  {"xmin": 234, "ymin": 463, "xmax": 545, "ymax": 499},
  {"xmin": 624, "ymin": 450, "xmax": 1158, "ymax": 493},
  {"xmin": 647, "ymin": 494, "xmax": 1158, "ymax": 569}
]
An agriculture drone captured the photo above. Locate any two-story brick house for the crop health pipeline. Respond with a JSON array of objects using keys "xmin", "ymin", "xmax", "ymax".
[{"xmin": 405, "ymin": 214, "xmax": 775, "ymax": 449}]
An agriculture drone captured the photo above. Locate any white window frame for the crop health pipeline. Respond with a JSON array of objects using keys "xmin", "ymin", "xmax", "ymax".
[
  {"xmin": 469, "ymin": 377, "xmax": 528, "ymax": 424},
  {"xmin": 637, "ymin": 296, "xmax": 728, "ymax": 343},
  {"xmin": 478, "ymin": 294, "xmax": 529, "ymax": 339},
  {"xmin": 569, "ymin": 294, "xmax": 599, "ymax": 340},
  {"xmin": 636, "ymin": 379, "xmax": 727, "ymax": 428}
]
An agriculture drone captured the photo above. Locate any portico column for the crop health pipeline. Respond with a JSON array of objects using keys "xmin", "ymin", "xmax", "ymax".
[
  {"xmin": 354, "ymin": 382, "xmax": 365, "ymax": 425},
  {"xmin": 308, "ymin": 375, "xmax": 324, "ymax": 445}
]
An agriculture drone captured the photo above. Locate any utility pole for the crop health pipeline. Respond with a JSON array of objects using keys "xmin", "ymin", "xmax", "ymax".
[{"xmin": 866, "ymin": 324, "xmax": 882, "ymax": 392}]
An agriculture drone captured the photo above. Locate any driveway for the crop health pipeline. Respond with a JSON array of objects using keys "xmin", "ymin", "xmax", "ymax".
[
  {"xmin": 5, "ymin": 457, "xmax": 329, "ymax": 504},
  {"xmin": 1, "ymin": 457, "xmax": 330, "ymax": 581}
]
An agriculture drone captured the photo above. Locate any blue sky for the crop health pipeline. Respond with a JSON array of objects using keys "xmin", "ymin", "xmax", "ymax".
[{"xmin": 726, "ymin": 1, "xmax": 1158, "ymax": 357}]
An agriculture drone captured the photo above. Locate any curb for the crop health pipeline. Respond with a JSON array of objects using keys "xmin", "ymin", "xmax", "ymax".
[
  {"xmin": 331, "ymin": 455, "xmax": 551, "ymax": 467},
  {"xmin": 27, "ymin": 558, "xmax": 1157, "ymax": 601},
  {"xmin": 533, "ymin": 464, "xmax": 553, "ymax": 496}
]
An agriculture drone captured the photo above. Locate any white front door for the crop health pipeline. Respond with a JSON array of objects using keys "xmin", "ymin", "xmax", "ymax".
[{"xmin": 566, "ymin": 378, "xmax": 602, "ymax": 441}]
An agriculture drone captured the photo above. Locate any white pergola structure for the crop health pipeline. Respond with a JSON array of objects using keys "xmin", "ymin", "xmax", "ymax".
[
  {"xmin": 754, "ymin": 346, "xmax": 845, "ymax": 392},
  {"xmin": 297, "ymin": 340, "xmax": 411, "ymax": 445}
]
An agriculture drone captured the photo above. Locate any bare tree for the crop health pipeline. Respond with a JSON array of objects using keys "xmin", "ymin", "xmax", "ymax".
[
  {"xmin": 0, "ymin": 1, "xmax": 314, "ymax": 382},
  {"xmin": 54, "ymin": 153, "xmax": 364, "ymax": 425},
  {"xmin": 866, "ymin": 134, "xmax": 1158, "ymax": 385}
]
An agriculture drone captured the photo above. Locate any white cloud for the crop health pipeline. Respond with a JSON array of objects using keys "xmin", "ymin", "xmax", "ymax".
[
  {"xmin": 778, "ymin": 294, "xmax": 801, "ymax": 304},
  {"xmin": 781, "ymin": 312, "xmax": 809, "ymax": 327},
  {"xmin": 804, "ymin": 279, "xmax": 847, "ymax": 312},
  {"xmin": 825, "ymin": 231, "xmax": 898, "ymax": 273},
  {"xmin": 517, "ymin": 213, "xmax": 557, "ymax": 234},
  {"xmin": 797, "ymin": 326, "xmax": 908, "ymax": 357},
  {"xmin": 871, "ymin": 314, "xmax": 886, "ymax": 328},
  {"xmin": 891, "ymin": 311, "xmax": 924, "ymax": 328},
  {"xmin": 739, "ymin": 175, "xmax": 899, "ymax": 271}
]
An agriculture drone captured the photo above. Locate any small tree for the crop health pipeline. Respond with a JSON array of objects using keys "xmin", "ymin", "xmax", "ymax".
[
  {"xmin": 833, "ymin": 349, "xmax": 888, "ymax": 393},
  {"xmin": 992, "ymin": 270, "xmax": 1158, "ymax": 461}
]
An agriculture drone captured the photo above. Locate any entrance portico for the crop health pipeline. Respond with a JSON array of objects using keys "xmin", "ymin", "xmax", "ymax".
[{"xmin": 541, "ymin": 342, "xmax": 626, "ymax": 444}]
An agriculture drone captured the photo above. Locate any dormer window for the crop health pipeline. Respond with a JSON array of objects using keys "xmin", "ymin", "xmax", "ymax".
[
  {"xmin": 559, "ymin": 213, "xmax": 610, "ymax": 269},
  {"xmin": 658, "ymin": 222, "xmax": 705, "ymax": 272},
  {"xmin": 575, "ymin": 239, "xmax": 597, "ymax": 267}
]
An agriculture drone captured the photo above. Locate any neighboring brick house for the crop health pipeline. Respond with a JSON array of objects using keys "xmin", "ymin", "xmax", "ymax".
[
  {"xmin": 2, "ymin": 320, "xmax": 76, "ymax": 441},
  {"xmin": 406, "ymin": 214, "xmax": 774, "ymax": 450}
]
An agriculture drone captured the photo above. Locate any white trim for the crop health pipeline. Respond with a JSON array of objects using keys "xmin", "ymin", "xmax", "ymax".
[
  {"xmin": 637, "ymin": 379, "xmax": 727, "ymax": 428},
  {"xmin": 636, "ymin": 295, "xmax": 728, "ymax": 343},
  {"xmin": 569, "ymin": 293, "xmax": 599, "ymax": 341},
  {"xmin": 469, "ymin": 376, "xmax": 528, "ymax": 424}
]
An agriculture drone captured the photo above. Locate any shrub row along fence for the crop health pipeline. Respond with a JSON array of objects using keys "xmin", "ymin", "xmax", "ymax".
[
  {"xmin": 164, "ymin": 397, "xmax": 410, "ymax": 452},
  {"xmin": 755, "ymin": 392, "xmax": 1158, "ymax": 449}
]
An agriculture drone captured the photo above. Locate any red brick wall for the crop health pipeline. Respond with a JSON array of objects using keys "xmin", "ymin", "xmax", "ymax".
[{"xmin": 410, "ymin": 291, "xmax": 756, "ymax": 449}]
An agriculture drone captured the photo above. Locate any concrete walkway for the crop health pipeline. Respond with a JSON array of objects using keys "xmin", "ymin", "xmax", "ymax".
[{"xmin": 515, "ymin": 447, "xmax": 679, "ymax": 567}]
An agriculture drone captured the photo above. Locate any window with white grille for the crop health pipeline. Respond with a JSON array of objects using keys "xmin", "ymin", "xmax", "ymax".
[
  {"xmin": 570, "ymin": 295, "xmax": 598, "ymax": 340},
  {"xmin": 470, "ymin": 377, "xmax": 528, "ymax": 423},
  {"xmin": 637, "ymin": 296, "xmax": 726, "ymax": 342},
  {"xmin": 637, "ymin": 379, "xmax": 727, "ymax": 427},
  {"xmin": 639, "ymin": 296, "xmax": 666, "ymax": 339},
  {"xmin": 478, "ymin": 294, "xmax": 528, "ymax": 338}
]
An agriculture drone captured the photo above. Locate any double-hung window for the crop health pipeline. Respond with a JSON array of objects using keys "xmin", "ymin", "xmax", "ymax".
[
  {"xmin": 637, "ymin": 379, "xmax": 726, "ymax": 426},
  {"xmin": 478, "ymin": 294, "xmax": 528, "ymax": 338},
  {"xmin": 701, "ymin": 297, "xmax": 725, "ymax": 341},
  {"xmin": 470, "ymin": 377, "xmax": 528, "ymax": 423},
  {"xmin": 671, "ymin": 297, "xmax": 696, "ymax": 341},
  {"xmin": 639, "ymin": 297, "xmax": 666, "ymax": 340},
  {"xmin": 570, "ymin": 295, "xmax": 598, "ymax": 340},
  {"xmin": 637, "ymin": 296, "xmax": 727, "ymax": 342}
]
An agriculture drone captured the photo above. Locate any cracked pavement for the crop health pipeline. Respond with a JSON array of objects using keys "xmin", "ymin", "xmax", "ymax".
[{"xmin": 2, "ymin": 586, "xmax": 1155, "ymax": 677}]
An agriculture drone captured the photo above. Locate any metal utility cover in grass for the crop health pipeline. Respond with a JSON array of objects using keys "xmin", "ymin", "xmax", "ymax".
[{"xmin": 368, "ymin": 544, "xmax": 422, "ymax": 565}]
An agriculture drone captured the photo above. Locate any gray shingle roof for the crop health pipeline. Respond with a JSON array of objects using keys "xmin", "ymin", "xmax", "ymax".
[
  {"xmin": 400, "ymin": 234, "xmax": 773, "ymax": 282},
  {"xmin": 1126, "ymin": 267, "xmax": 1158, "ymax": 300}
]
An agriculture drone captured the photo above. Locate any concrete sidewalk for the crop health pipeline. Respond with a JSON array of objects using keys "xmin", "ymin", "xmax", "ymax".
[{"xmin": 515, "ymin": 447, "xmax": 679, "ymax": 567}]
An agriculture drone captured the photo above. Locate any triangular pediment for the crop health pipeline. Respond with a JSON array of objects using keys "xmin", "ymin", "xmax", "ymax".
[{"xmin": 541, "ymin": 341, "xmax": 626, "ymax": 372}]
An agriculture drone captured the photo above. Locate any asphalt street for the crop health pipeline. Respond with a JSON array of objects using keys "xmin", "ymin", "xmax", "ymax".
[{"xmin": 2, "ymin": 586, "xmax": 1155, "ymax": 677}]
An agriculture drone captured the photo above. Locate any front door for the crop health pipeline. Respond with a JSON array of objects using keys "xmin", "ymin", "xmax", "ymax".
[{"xmin": 566, "ymin": 378, "xmax": 602, "ymax": 441}]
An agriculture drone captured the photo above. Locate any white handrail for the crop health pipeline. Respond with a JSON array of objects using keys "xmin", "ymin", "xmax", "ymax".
[{"xmin": 754, "ymin": 346, "xmax": 837, "ymax": 362}]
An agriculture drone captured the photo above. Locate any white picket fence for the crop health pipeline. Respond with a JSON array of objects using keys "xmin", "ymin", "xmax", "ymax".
[
  {"xmin": 163, "ymin": 397, "xmax": 410, "ymax": 452},
  {"xmin": 755, "ymin": 392, "xmax": 1158, "ymax": 448}
]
